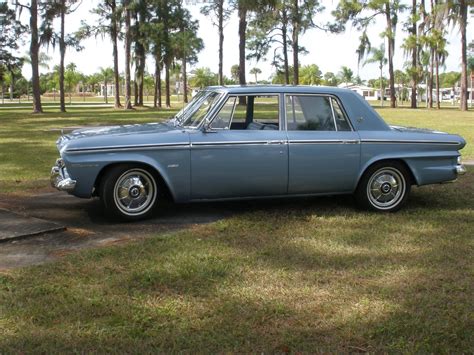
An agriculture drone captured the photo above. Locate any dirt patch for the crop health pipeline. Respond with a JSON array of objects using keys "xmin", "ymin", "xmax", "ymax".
[
  {"xmin": 0, "ymin": 188, "xmax": 235, "ymax": 269},
  {"xmin": 0, "ymin": 187, "xmax": 355, "ymax": 269}
]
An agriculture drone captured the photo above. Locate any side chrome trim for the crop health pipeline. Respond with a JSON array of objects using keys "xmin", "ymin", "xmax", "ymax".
[
  {"xmin": 66, "ymin": 142, "xmax": 190, "ymax": 153},
  {"xmin": 360, "ymin": 139, "xmax": 461, "ymax": 145},
  {"xmin": 191, "ymin": 140, "xmax": 278, "ymax": 148},
  {"xmin": 289, "ymin": 139, "xmax": 360, "ymax": 145}
]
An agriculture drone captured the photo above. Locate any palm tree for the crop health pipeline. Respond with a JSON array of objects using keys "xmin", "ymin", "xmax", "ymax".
[
  {"xmin": 81, "ymin": 0, "xmax": 122, "ymax": 108},
  {"xmin": 429, "ymin": 29, "xmax": 448, "ymax": 109},
  {"xmin": 22, "ymin": 52, "xmax": 51, "ymax": 102},
  {"xmin": 41, "ymin": 0, "xmax": 81, "ymax": 112},
  {"xmin": 394, "ymin": 69, "xmax": 408, "ymax": 106},
  {"xmin": 99, "ymin": 67, "xmax": 114, "ymax": 104},
  {"xmin": 442, "ymin": 0, "xmax": 468, "ymax": 110},
  {"xmin": 201, "ymin": 0, "xmax": 230, "ymax": 86},
  {"xmin": 338, "ymin": 66, "xmax": 354, "ymax": 87},
  {"xmin": 299, "ymin": 64, "xmax": 322, "ymax": 85},
  {"xmin": 365, "ymin": 45, "xmax": 387, "ymax": 107},
  {"xmin": 190, "ymin": 67, "xmax": 218, "ymax": 88},
  {"xmin": 123, "ymin": 0, "xmax": 132, "ymax": 110},
  {"xmin": 249, "ymin": 67, "xmax": 262, "ymax": 84},
  {"xmin": 444, "ymin": 72, "xmax": 461, "ymax": 106}
]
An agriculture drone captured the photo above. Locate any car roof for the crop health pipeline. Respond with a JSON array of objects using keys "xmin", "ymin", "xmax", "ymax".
[{"xmin": 204, "ymin": 85, "xmax": 351, "ymax": 95}]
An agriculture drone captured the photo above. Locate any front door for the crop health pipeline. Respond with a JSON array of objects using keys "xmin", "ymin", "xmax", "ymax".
[
  {"xmin": 285, "ymin": 94, "xmax": 360, "ymax": 194},
  {"xmin": 190, "ymin": 94, "xmax": 288, "ymax": 199}
]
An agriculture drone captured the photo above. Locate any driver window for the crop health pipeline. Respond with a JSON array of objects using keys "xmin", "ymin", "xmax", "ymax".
[
  {"xmin": 210, "ymin": 95, "xmax": 280, "ymax": 130},
  {"xmin": 210, "ymin": 96, "xmax": 237, "ymax": 129},
  {"xmin": 286, "ymin": 95, "xmax": 336, "ymax": 131}
]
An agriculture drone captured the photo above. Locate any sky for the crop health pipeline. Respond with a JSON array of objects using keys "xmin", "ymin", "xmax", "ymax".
[{"xmin": 16, "ymin": 0, "xmax": 473, "ymax": 82}]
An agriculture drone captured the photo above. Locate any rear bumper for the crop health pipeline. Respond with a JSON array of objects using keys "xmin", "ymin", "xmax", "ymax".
[
  {"xmin": 456, "ymin": 164, "xmax": 466, "ymax": 175},
  {"xmin": 50, "ymin": 158, "xmax": 76, "ymax": 192}
]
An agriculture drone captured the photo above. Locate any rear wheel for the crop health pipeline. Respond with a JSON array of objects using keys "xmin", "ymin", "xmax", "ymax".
[
  {"xmin": 355, "ymin": 161, "xmax": 411, "ymax": 212},
  {"xmin": 100, "ymin": 165, "xmax": 158, "ymax": 221}
]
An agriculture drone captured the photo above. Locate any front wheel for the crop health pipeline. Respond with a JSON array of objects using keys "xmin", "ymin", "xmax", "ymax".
[
  {"xmin": 355, "ymin": 162, "xmax": 411, "ymax": 212},
  {"xmin": 100, "ymin": 165, "xmax": 158, "ymax": 221}
]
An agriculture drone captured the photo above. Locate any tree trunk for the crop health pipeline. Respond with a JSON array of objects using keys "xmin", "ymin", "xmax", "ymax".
[
  {"xmin": 218, "ymin": 0, "xmax": 224, "ymax": 85},
  {"xmin": 471, "ymin": 73, "xmax": 473, "ymax": 107},
  {"xmin": 9, "ymin": 71, "xmax": 13, "ymax": 101},
  {"xmin": 459, "ymin": 0, "xmax": 468, "ymax": 111},
  {"xmin": 436, "ymin": 53, "xmax": 440, "ymax": 109},
  {"xmin": 428, "ymin": 49, "xmax": 434, "ymax": 108},
  {"xmin": 282, "ymin": 10, "xmax": 289, "ymax": 85},
  {"xmin": 59, "ymin": 0, "xmax": 66, "ymax": 112},
  {"xmin": 124, "ymin": 1, "xmax": 133, "ymax": 110},
  {"xmin": 410, "ymin": 0, "xmax": 417, "ymax": 108},
  {"xmin": 134, "ymin": 81, "xmax": 138, "ymax": 106},
  {"xmin": 104, "ymin": 80, "xmax": 108, "ymax": 104},
  {"xmin": 111, "ymin": 0, "xmax": 122, "ymax": 108},
  {"xmin": 1, "ymin": 82, "xmax": 4, "ymax": 104},
  {"xmin": 165, "ymin": 62, "xmax": 171, "ymax": 108},
  {"xmin": 182, "ymin": 57, "xmax": 188, "ymax": 103},
  {"xmin": 385, "ymin": 3, "xmax": 396, "ymax": 108},
  {"xmin": 154, "ymin": 56, "xmax": 162, "ymax": 108},
  {"xmin": 380, "ymin": 65, "xmax": 384, "ymax": 107},
  {"xmin": 292, "ymin": 0, "xmax": 299, "ymax": 85},
  {"xmin": 30, "ymin": 0, "xmax": 42, "ymax": 113},
  {"xmin": 238, "ymin": 5, "xmax": 247, "ymax": 105},
  {"xmin": 134, "ymin": 9, "xmax": 146, "ymax": 107}
]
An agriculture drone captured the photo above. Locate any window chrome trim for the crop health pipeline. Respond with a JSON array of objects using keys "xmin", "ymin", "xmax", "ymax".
[
  {"xmin": 209, "ymin": 96, "xmax": 238, "ymax": 130},
  {"xmin": 328, "ymin": 97, "xmax": 338, "ymax": 131},
  {"xmin": 283, "ymin": 93, "xmax": 355, "ymax": 132}
]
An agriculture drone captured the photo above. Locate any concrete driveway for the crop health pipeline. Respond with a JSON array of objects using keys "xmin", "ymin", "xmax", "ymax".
[
  {"xmin": 0, "ymin": 187, "xmax": 354, "ymax": 270},
  {"xmin": 0, "ymin": 190, "xmax": 231, "ymax": 269}
]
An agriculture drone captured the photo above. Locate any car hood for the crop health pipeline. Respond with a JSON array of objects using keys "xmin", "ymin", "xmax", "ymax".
[
  {"xmin": 57, "ymin": 121, "xmax": 188, "ymax": 152},
  {"xmin": 68, "ymin": 122, "xmax": 176, "ymax": 138}
]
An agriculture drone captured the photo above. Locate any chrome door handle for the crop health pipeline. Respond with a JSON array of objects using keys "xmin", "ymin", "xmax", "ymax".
[{"xmin": 266, "ymin": 140, "xmax": 286, "ymax": 145}]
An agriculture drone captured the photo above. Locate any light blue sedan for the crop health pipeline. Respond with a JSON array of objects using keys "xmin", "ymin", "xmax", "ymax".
[{"xmin": 51, "ymin": 86, "xmax": 467, "ymax": 220}]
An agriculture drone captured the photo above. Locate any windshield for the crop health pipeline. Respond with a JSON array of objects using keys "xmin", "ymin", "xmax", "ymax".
[{"xmin": 172, "ymin": 91, "xmax": 222, "ymax": 128}]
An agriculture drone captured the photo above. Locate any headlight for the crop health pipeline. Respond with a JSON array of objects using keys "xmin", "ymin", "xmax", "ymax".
[{"xmin": 457, "ymin": 156, "xmax": 462, "ymax": 165}]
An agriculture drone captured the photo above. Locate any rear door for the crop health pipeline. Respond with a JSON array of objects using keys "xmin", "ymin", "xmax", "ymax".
[{"xmin": 285, "ymin": 94, "xmax": 360, "ymax": 194}]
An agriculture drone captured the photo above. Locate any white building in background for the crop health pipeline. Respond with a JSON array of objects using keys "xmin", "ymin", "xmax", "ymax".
[
  {"xmin": 98, "ymin": 83, "xmax": 115, "ymax": 97},
  {"xmin": 339, "ymin": 82, "xmax": 474, "ymax": 105},
  {"xmin": 338, "ymin": 83, "xmax": 379, "ymax": 101}
]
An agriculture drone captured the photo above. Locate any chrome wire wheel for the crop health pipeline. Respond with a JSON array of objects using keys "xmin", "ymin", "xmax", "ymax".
[
  {"xmin": 366, "ymin": 167, "xmax": 406, "ymax": 210},
  {"xmin": 113, "ymin": 168, "xmax": 157, "ymax": 216}
]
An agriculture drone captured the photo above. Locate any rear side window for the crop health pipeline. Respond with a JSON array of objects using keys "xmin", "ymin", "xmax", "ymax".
[{"xmin": 286, "ymin": 95, "xmax": 335, "ymax": 131}]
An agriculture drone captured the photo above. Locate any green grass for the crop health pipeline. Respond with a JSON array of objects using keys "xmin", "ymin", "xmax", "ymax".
[{"xmin": 1, "ymin": 171, "xmax": 473, "ymax": 352}]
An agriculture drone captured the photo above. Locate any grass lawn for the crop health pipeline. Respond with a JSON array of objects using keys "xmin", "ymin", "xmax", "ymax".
[
  {"xmin": 1, "ymin": 170, "xmax": 473, "ymax": 352},
  {"xmin": 0, "ymin": 103, "xmax": 473, "ymax": 352}
]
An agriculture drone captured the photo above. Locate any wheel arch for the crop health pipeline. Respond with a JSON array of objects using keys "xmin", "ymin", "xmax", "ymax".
[
  {"xmin": 356, "ymin": 158, "xmax": 418, "ymax": 191},
  {"xmin": 93, "ymin": 161, "xmax": 175, "ymax": 202}
]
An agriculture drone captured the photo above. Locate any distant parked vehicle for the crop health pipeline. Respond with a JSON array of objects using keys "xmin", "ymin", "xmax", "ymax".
[{"xmin": 51, "ymin": 85, "xmax": 467, "ymax": 220}]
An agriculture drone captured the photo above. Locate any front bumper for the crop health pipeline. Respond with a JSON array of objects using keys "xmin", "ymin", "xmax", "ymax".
[{"xmin": 50, "ymin": 158, "xmax": 76, "ymax": 192}]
